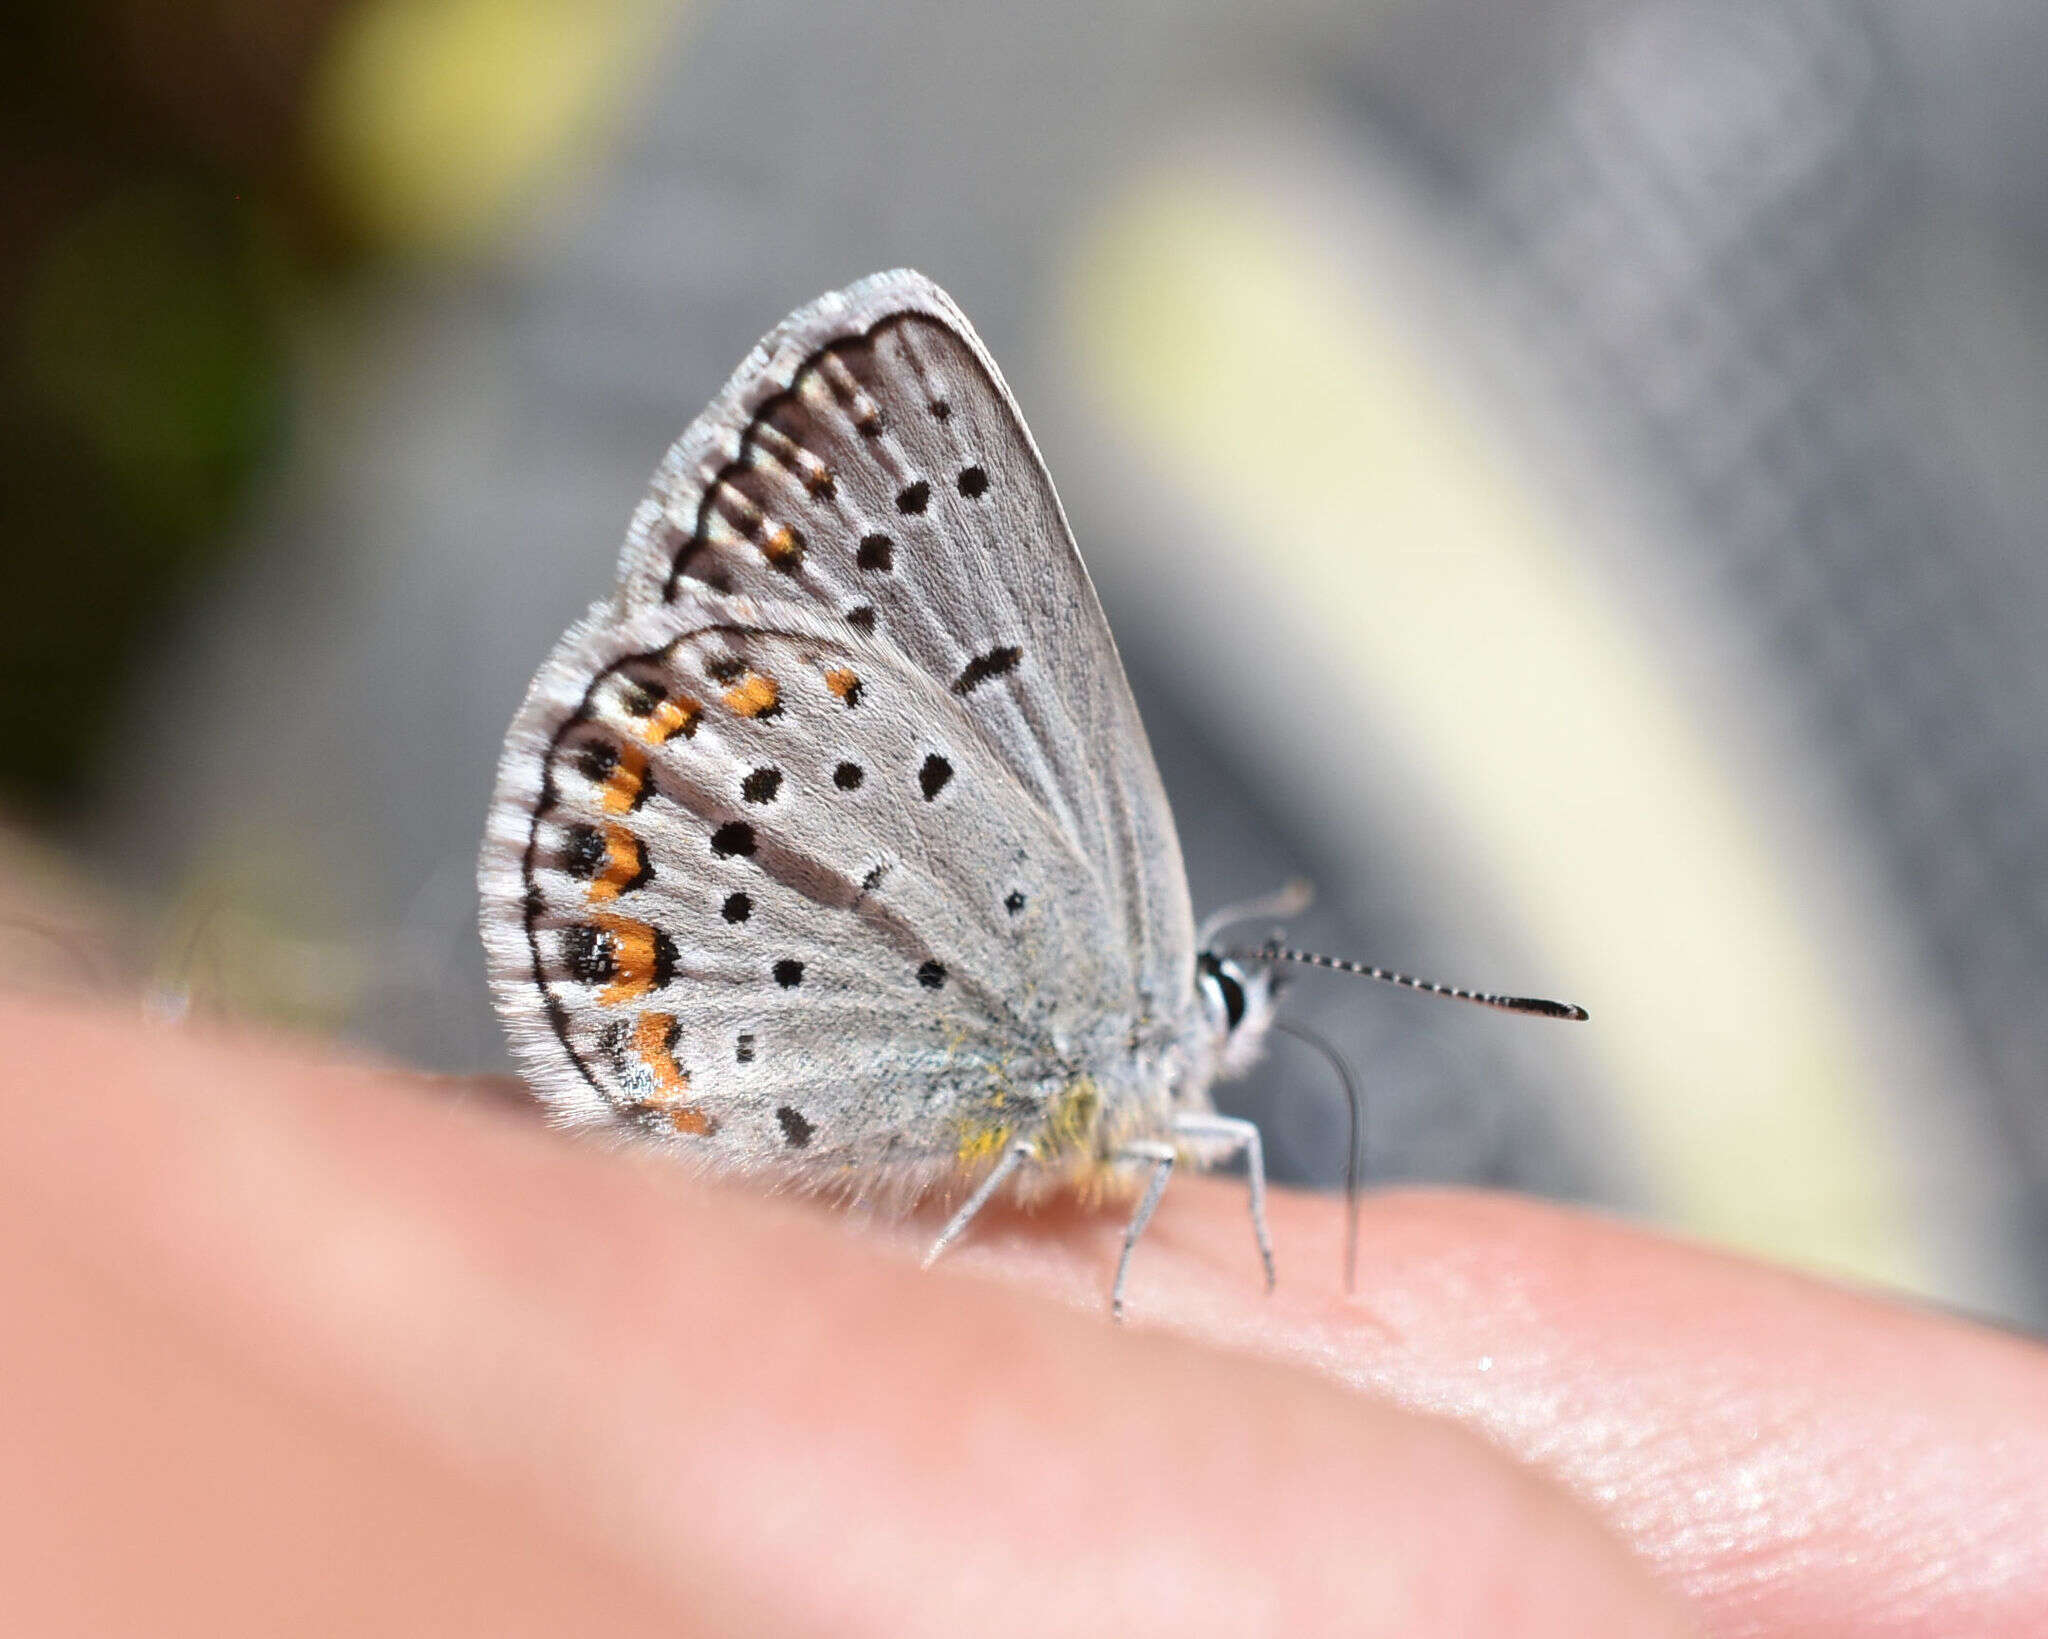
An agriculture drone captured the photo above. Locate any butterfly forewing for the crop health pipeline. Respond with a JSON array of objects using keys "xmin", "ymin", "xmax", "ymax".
[{"xmin": 614, "ymin": 272, "xmax": 1195, "ymax": 1022}]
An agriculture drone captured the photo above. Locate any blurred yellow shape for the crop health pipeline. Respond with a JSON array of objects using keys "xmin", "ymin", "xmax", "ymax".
[
  {"xmin": 1069, "ymin": 178, "xmax": 1928, "ymax": 1292},
  {"xmin": 307, "ymin": 0, "xmax": 682, "ymax": 252}
]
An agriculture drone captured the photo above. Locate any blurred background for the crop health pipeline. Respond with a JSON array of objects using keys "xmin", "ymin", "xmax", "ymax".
[{"xmin": 6, "ymin": 0, "xmax": 2047, "ymax": 1325}]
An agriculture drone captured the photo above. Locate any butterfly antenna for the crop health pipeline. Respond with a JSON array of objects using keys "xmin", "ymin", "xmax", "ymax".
[
  {"xmin": 1234, "ymin": 943, "xmax": 1590, "ymax": 1021},
  {"xmin": 1196, "ymin": 878, "xmax": 1314, "ymax": 950},
  {"xmin": 1269, "ymin": 1017, "xmax": 1364, "ymax": 1293}
]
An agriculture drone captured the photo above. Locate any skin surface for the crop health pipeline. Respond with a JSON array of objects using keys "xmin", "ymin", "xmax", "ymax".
[{"xmin": 3, "ymin": 991, "xmax": 2045, "ymax": 1635}]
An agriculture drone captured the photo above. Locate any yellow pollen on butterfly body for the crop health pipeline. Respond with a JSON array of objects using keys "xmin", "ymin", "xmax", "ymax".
[
  {"xmin": 585, "ymin": 825, "xmax": 645, "ymax": 902},
  {"xmin": 594, "ymin": 913, "xmax": 662, "ymax": 1005},
  {"xmin": 954, "ymin": 1121, "xmax": 1016, "ymax": 1168},
  {"xmin": 950, "ymin": 1074, "xmax": 1106, "ymax": 1171},
  {"xmin": 1040, "ymin": 1078, "xmax": 1104, "ymax": 1159},
  {"xmin": 723, "ymin": 672, "xmax": 780, "ymax": 718},
  {"xmin": 600, "ymin": 744, "xmax": 649, "ymax": 813},
  {"xmin": 637, "ymin": 694, "xmax": 702, "ymax": 744}
]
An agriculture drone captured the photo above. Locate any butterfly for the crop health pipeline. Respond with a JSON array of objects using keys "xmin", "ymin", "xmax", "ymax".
[{"xmin": 478, "ymin": 270, "xmax": 1583, "ymax": 1316}]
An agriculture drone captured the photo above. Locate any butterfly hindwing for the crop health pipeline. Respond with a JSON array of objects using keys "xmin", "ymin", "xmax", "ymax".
[{"xmin": 480, "ymin": 592, "xmax": 1152, "ymax": 1189}]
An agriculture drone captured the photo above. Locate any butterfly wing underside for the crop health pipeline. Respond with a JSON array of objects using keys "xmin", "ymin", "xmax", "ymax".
[{"xmin": 479, "ymin": 272, "xmax": 1197, "ymax": 1194}]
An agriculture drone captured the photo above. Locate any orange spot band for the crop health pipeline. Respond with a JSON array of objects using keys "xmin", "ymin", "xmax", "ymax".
[
  {"xmin": 633, "ymin": 1011, "xmax": 690, "ymax": 1097},
  {"xmin": 600, "ymin": 744, "xmax": 649, "ymax": 813},
  {"xmin": 723, "ymin": 672, "xmax": 780, "ymax": 718},
  {"xmin": 637, "ymin": 694, "xmax": 701, "ymax": 744},
  {"xmin": 595, "ymin": 913, "xmax": 665, "ymax": 1004},
  {"xmin": 633, "ymin": 1012, "xmax": 712, "ymax": 1134},
  {"xmin": 586, "ymin": 825, "xmax": 647, "ymax": 902}
]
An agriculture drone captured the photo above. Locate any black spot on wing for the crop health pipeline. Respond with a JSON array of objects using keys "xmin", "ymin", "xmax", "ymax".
[
  {"xmin": 562, "ymin": 925, "xmax": 614, "ymax": 984},
  {"xmin": 711, "ymin": 821, "xmax": 756, "ymax": 858},
  {"xmin": 951, "ymin": 645, "xmax": 1021, "ymax": 695},
  {"xmin": 895, "ymin": 480, "xmax": 930, "ymax": 515},
  {"xmin": 776, "ymin": 1106, "xmax": 814, "ymax": 1148},
  {"xmin": 621, "ymin": 681, "xmax": 666, "ymax": 718},
  {"xmin": 919, "ymin": 753, "xmax": 953, "ymax": 801},
  {"xmin": 774, "ymin": 958, "xmax": 804, "ymax": 989},
  {"xmin": 561, "ymin": 823, "xmax": 607, "ymax": 878},
  {"xmin": 956, "ymin": 465, "xmax": 988, "ymax": 499}
]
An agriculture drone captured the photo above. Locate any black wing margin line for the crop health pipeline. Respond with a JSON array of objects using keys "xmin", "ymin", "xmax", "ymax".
[{"xmin": 661, "ymin": 310, "xmax": 949, "ymax": 602}]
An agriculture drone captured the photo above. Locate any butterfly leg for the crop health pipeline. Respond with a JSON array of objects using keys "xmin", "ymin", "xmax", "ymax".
[
  {"xmin": 1170, "ymin": 1112, "xmax": 1277, "ymax": 1293},
  {"xmin": 921, "ymin": 1138, "xmax": 1034, "ymax": 1270},
  {"xmin": 1110, "ymin": 1140, "xmax": 1178, "ymax": 1320}
]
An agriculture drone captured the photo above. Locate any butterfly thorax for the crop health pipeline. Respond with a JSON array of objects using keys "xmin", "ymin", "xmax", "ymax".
[{"xmin": 940, "ymin": 990, "xmax": 1263, "ymax": 1201}]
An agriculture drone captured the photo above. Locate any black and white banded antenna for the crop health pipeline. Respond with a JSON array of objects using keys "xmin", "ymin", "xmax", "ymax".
[{"xmin": 1232, "ymin": 941, "xmax": 1590, "ymax": 1023}]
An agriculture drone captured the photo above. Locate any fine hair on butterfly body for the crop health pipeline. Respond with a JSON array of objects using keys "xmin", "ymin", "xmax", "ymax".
[{"xmin": 478, "ymin": 271, "xmax": 1585, "ymax": 1318}]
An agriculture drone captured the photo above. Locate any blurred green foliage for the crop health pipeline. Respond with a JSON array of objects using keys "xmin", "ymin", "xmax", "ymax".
[
  {"xmin": 19, "ymin": 185, "xmax": 282, "ymax": 540},
  {"xmin": 1, "ymin": 3, "xmax": 332, "ymax": 814},
  {"xmin": 1, "ymin": 0, "xmax": 654, "ymax": 814}
]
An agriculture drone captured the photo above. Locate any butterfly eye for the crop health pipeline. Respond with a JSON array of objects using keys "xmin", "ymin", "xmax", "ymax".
[{"xmin": 1196, "ymin": 952, "xmax": 1247, "ymax": 1032}]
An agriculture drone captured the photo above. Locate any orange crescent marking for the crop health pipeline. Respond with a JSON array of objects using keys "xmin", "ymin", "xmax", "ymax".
[
  {"xmin": 637, "ymin": 694, "xmax": 701, "ymax": 744},
  {"xmin": 824, "ymin": 667, "xmax": 861, "ymax": 705},
  {"xmin": 723, "ymin": 672, "xmax": 780, "ymax": 718},
  {"xmin": 633, "ymin": 1012, "xmax": 691, "ymax": 1097},
  {"xmin": 595, "ymin": 914, "xmax": 659, "ymax": 1004},
  {"xmin": 585, "ymin": 825, "xmax": 645, "ymax": 902},
  {"xmin": 633, "ymin": 1012, "xmax": 713, "ymax": 1134},
  {"xmin": 600, "ymin": 744, "xmax": 649, "ymax": 813}
]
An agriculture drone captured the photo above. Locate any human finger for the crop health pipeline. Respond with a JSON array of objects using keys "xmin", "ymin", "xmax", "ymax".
[
  {"xmin": 0, "ymin": 995, "xmax": 1691, "ymax": 1637},
  {"xmin": 923, "ymin": 1168, "xmax": 2048, "ymax": 1637}
]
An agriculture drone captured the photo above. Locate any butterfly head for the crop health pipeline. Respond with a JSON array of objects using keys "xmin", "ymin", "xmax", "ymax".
[{"xmin": 1194, "ymin": 949, "xmax": 1281, "ymax": 1080}]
